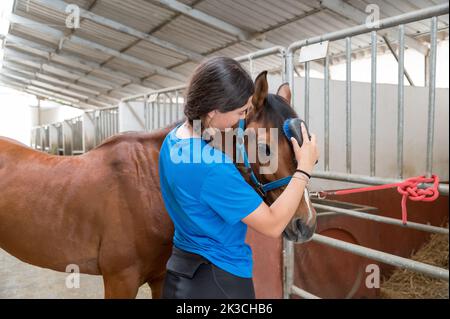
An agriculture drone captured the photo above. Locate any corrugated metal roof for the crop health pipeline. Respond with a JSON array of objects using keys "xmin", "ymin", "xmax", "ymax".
[{"xmin": 1, "ymin": 0, "xmax": 448, "ymax": 109}]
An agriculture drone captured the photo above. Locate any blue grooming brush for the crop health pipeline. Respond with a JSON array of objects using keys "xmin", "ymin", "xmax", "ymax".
[{"xmin": 282, "ymin": 118, "xmax": 311, "ymax": 147}]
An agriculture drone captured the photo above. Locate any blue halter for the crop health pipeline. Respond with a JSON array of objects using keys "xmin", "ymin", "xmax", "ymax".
[{"xmin": 236, "ymin": 119, "xmax": 292, "ymax": 198}]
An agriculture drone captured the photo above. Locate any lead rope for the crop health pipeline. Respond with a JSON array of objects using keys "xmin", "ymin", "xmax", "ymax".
[{"xmin": 314, "ymin": 175, "xmax": 440, "ymax": 225}]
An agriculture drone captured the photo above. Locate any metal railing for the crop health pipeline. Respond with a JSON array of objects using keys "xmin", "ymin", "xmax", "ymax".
[
  {"xmin": 286, "ymin": 3, "xmax": 449, "ymax": 188},
  {"xmin": 64, "ymin": 116, "xmax": 83, "ymax": 155},
  {"xmin": 30, "ymin": 125, "xmax": 49, "ymax": 152},
  {"xmin": 283, "ymin": 3, "xmax": 449, "ymax": 299},
  {"xmin": 92, "ymin": 106, "xmax": 119, "ymax": 146}
]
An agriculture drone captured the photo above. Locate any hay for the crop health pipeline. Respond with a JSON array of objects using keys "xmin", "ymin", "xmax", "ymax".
[{"xmin": 380, "ymin": 223, "xmax": 449, "ymax": 299}]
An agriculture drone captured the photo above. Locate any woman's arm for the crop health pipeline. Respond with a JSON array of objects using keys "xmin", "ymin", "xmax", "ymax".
[{"xmin": 242, "ymin": 174, "xmax": 308, "ymax": 238}]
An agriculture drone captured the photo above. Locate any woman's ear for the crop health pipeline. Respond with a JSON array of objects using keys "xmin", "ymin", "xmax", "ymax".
[
  {"xmin": 206, "ymin": 110, "xmax": 216, "ymax": 119},
  {"xmin": 276, "ymin": 82, "xmax": 291, "ymax": 106},
  {"xmin": 252, "ymin": 71, "xmax": 268, "ymax": 111}
]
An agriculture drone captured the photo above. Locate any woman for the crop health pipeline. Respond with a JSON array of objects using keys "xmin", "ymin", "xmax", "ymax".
[{"xmin": 158, "ymin": 56, "xmax": 319, "ymax": 299}]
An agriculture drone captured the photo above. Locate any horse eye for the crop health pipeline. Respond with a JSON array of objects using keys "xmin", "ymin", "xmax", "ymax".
[{"xmin": 258, "ymin": 143, "xmax": 271, "ymax": 156}]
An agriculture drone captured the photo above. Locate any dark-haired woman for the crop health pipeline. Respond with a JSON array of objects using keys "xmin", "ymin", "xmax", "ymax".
[{"xmin": 159, "ymin": 56, "xmax": 319, "ymax": 299}]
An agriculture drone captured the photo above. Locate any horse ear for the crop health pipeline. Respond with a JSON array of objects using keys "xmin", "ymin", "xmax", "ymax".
[
  {"xmin": 276, "ymin": 82, "xmax": 291, "ymax": 106},
  {"xmin": 252, "ymin": 71, "xmax": 268, "ymax": 110}
]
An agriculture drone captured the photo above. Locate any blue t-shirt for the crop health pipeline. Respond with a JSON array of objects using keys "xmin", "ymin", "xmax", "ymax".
[{"xmin": 158, "ymin": 123, "xmax": 263, "ymax": 278}]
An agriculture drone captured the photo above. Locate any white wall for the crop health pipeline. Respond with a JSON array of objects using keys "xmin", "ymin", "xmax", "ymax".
[
  {"xmin": 303, "ymin": 40, "xmax": 449, "ymax": 89},
  {"xmin": 39, "ymin": 104, "xmax": 84, "ymax": 125},
  {"xmin": 268, "ymin": 74, "xmax": 449, "ymax": 192},
  {"xmin": 0, "ymin": 86, "xmax": 83, "ymax": 146},
  {"xmin": 0, "ymin": 87, "xmax": 36, "ymax": 145}
]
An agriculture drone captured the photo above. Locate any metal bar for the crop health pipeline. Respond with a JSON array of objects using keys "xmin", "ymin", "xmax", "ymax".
[
  {"xmin": 157, "ymin": 94, "xmax": 161, "ymax": 129},
  {"xmin": 106, "ymin": 111, "xmax": 109, "ymax": 138},
  {"xmin": 122, "ymin": 85, "xmax": 184, "ymax": 102},
  {"xmin": 156, "ymin": 95, "xmax": 160, "ymax": 129},
  {"xmin": 144, "ymin": 98, "xmax": 148, "ymax": 131},
  {"xmin": 158, "ymin": 0, "xmax": 253, "ymax": 41},
  {"xmin": 114, "ymin": 110, "xmax": 118, "ymax": 134},
  {"xmin": 176, "ymin": 91, "xmax": 181, "ymax": 121},
  {"xmin": 100, "ymin": 112, "xmax": 104, "ymax": 142},
  {"xmin": 286, "ymin": 52, "xmax": 295, "ymax": 112},
  {"xmin": 382, "ymin": 35, "xmax": 415, "ymax": 86},
  {"xmin": 169, "ymin": 93, "xmax": 174, "ymax": 124},
  {"xmin": 286, "ymin": 3, "xmax": 449, "ymax": 53},
  {"xmin": 291, "ymin": 285, "xmax": 321, "ymax": 299},
  {"xmin": 324, "ymin": 55, "xmax": 330, "ymax": 171},
  {"xmin": 110, "ymin": 111, "xmax": 113, "ymax": 136},
  {"xmin": 426, "ymin": 16, "xmax": 438, "ymax": 178},
  {"xmin": 313, "ymin": 203, "xmax": 449, "ymax": 234},
  {"xmin": 312, "ymin": 170, "xmax": 449, "ymax": 195},
  {"xmin": 107, "ymin": 111, "xmax": 111, "ymax": 137},
  {"xmin": 283, "ymin": 47, "xmax": 295, "ymax": 300},
  {"xmin": 370, "ymin": 31, "xmax": 377, "ymax": 177},
  {"xmin": 94, "ymin": 113, "xmax": 98, "ymax": 146},
  {"xmin": 320, "ymin": 0, "xmax": 429, "ymax": 56},
  {"xmin": 304, "ymin": 61, "xmax": 310, "ymax": 126},
  {"xmin": 235, "ymin": 46, "xmax": 285, "ymax": 62},
  {"xmin": 312, "ymin": 233, "xmax": 449, "ymax": 281},
  {"xmin": 164, "ymin": 94, "xmax": 168, "ymax": 126},
  {"xmin": 96, "ymin": 105, "xmax": 119, "ymax": 111},
  {"xmin": 397, "ymin": 25, "xmax": 405, "ymax": 179},
  {"xmin": 283, "ymin": 239, "xmax": 295, "ymax": 300},
  {"xmin": 346, "ymin": 37, "xmax": 352, "ymax": 174},
  {"xmin": 281, "ymin": 50, "xmax": 287, "ymax": 83},
  {"xmin": 111, "ymin": 110, "xmax": 114, "ymax": 136}
]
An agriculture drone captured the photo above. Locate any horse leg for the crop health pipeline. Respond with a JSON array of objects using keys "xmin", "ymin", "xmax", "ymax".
[
  {"xmin": 102, "ymin": 267, "xmax": 142, "ymax": 299},
  {"xmin": 147, "ymin": 272, "xmax": 166, "ymax": 299}
]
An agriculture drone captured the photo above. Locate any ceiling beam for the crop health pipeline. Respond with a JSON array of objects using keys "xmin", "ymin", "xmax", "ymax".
[
  {"xmin": 0, "ymin": 70, "xmax": 110, "ymax": 107},
  {"xmin": 8, "ymin": 14, "xmax": 187, "ymax": 82},
  {"xmin": 3, "ymin": 34, "xmax": 163, "ymax": 91},
  {"xmin": 2, "ymin": 61, "xmax": 120, "ymax": 103},
  {"xmin": 4, "ymin": 34, "xmax": 144, "ymax": 85},
  {"xmin": 320, "ymin": 0, "xmax": 429, "ymax": 55},
  {"xmin": 4, "ymin": 48, "xmax": 117, "ymax": 90},
  {"xmin": 156, "ymin": 0, "xmax": 253, "ymax": 41},
  {"xmin": 0, "ymin": 77, "xmax": 97, "ymax": 109},
  {"xmin": 154, "ymin": 0, "xmax": 273, "ymax": 49},
  {"xmin": 33, "ymin": 0, "xmax": 205, "ymax": 63}
]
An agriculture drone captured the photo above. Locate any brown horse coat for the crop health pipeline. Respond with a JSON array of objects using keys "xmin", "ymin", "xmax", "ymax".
[{"xmin": 0, "ymin": 128, "xmax": 175, "ymax": 298}]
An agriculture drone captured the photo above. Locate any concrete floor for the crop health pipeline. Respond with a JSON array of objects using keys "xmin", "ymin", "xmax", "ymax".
[{"xmin": 0, "ymin": 249, "xmax": 152, "ymax": 299}]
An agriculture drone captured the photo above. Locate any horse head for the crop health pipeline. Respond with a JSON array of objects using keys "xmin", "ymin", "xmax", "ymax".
[{"xmin": 239, "ymin": 71, "xmax": 317, "ymax": 243}]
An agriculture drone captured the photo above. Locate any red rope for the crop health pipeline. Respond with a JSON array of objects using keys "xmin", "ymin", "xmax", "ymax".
[{"xmin": 319, "ymin": 175, "xmax": 440, "ymax": 225}]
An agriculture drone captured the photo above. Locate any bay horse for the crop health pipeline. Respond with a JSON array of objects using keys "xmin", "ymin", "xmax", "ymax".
[{"xmin": 0, "ymin": 71, "xmax": 316, "ymax": 298}]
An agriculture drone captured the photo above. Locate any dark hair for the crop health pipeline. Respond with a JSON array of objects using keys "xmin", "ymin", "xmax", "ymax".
[{"xmin": 184, "ymin": 56, "xmax": 254, "ymax": 126}]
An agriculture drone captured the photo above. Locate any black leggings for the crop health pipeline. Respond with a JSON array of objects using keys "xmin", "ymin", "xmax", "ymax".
[{"xmin": 162, "ymin": 246, "xmax": 255, "ymax": 299}]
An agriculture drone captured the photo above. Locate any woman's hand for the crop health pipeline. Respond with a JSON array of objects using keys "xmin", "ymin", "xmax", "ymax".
[{"xmin": 290, "ymin": 123, "xmax": 319, "ymax": 175}]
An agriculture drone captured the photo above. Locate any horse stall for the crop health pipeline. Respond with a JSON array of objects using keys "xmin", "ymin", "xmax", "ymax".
[
  {"xmin": 83, "ymin": 107, "xmax": 119, "ymax": 152},
  {"xmin": 0, "ymin": 1, "xmax": 448, "ymax": 300}
]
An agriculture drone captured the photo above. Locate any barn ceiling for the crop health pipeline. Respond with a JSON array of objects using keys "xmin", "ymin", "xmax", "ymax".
[{"xmin": 0, "ymin": 0, "xmax": 448, "ymax": 109}]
